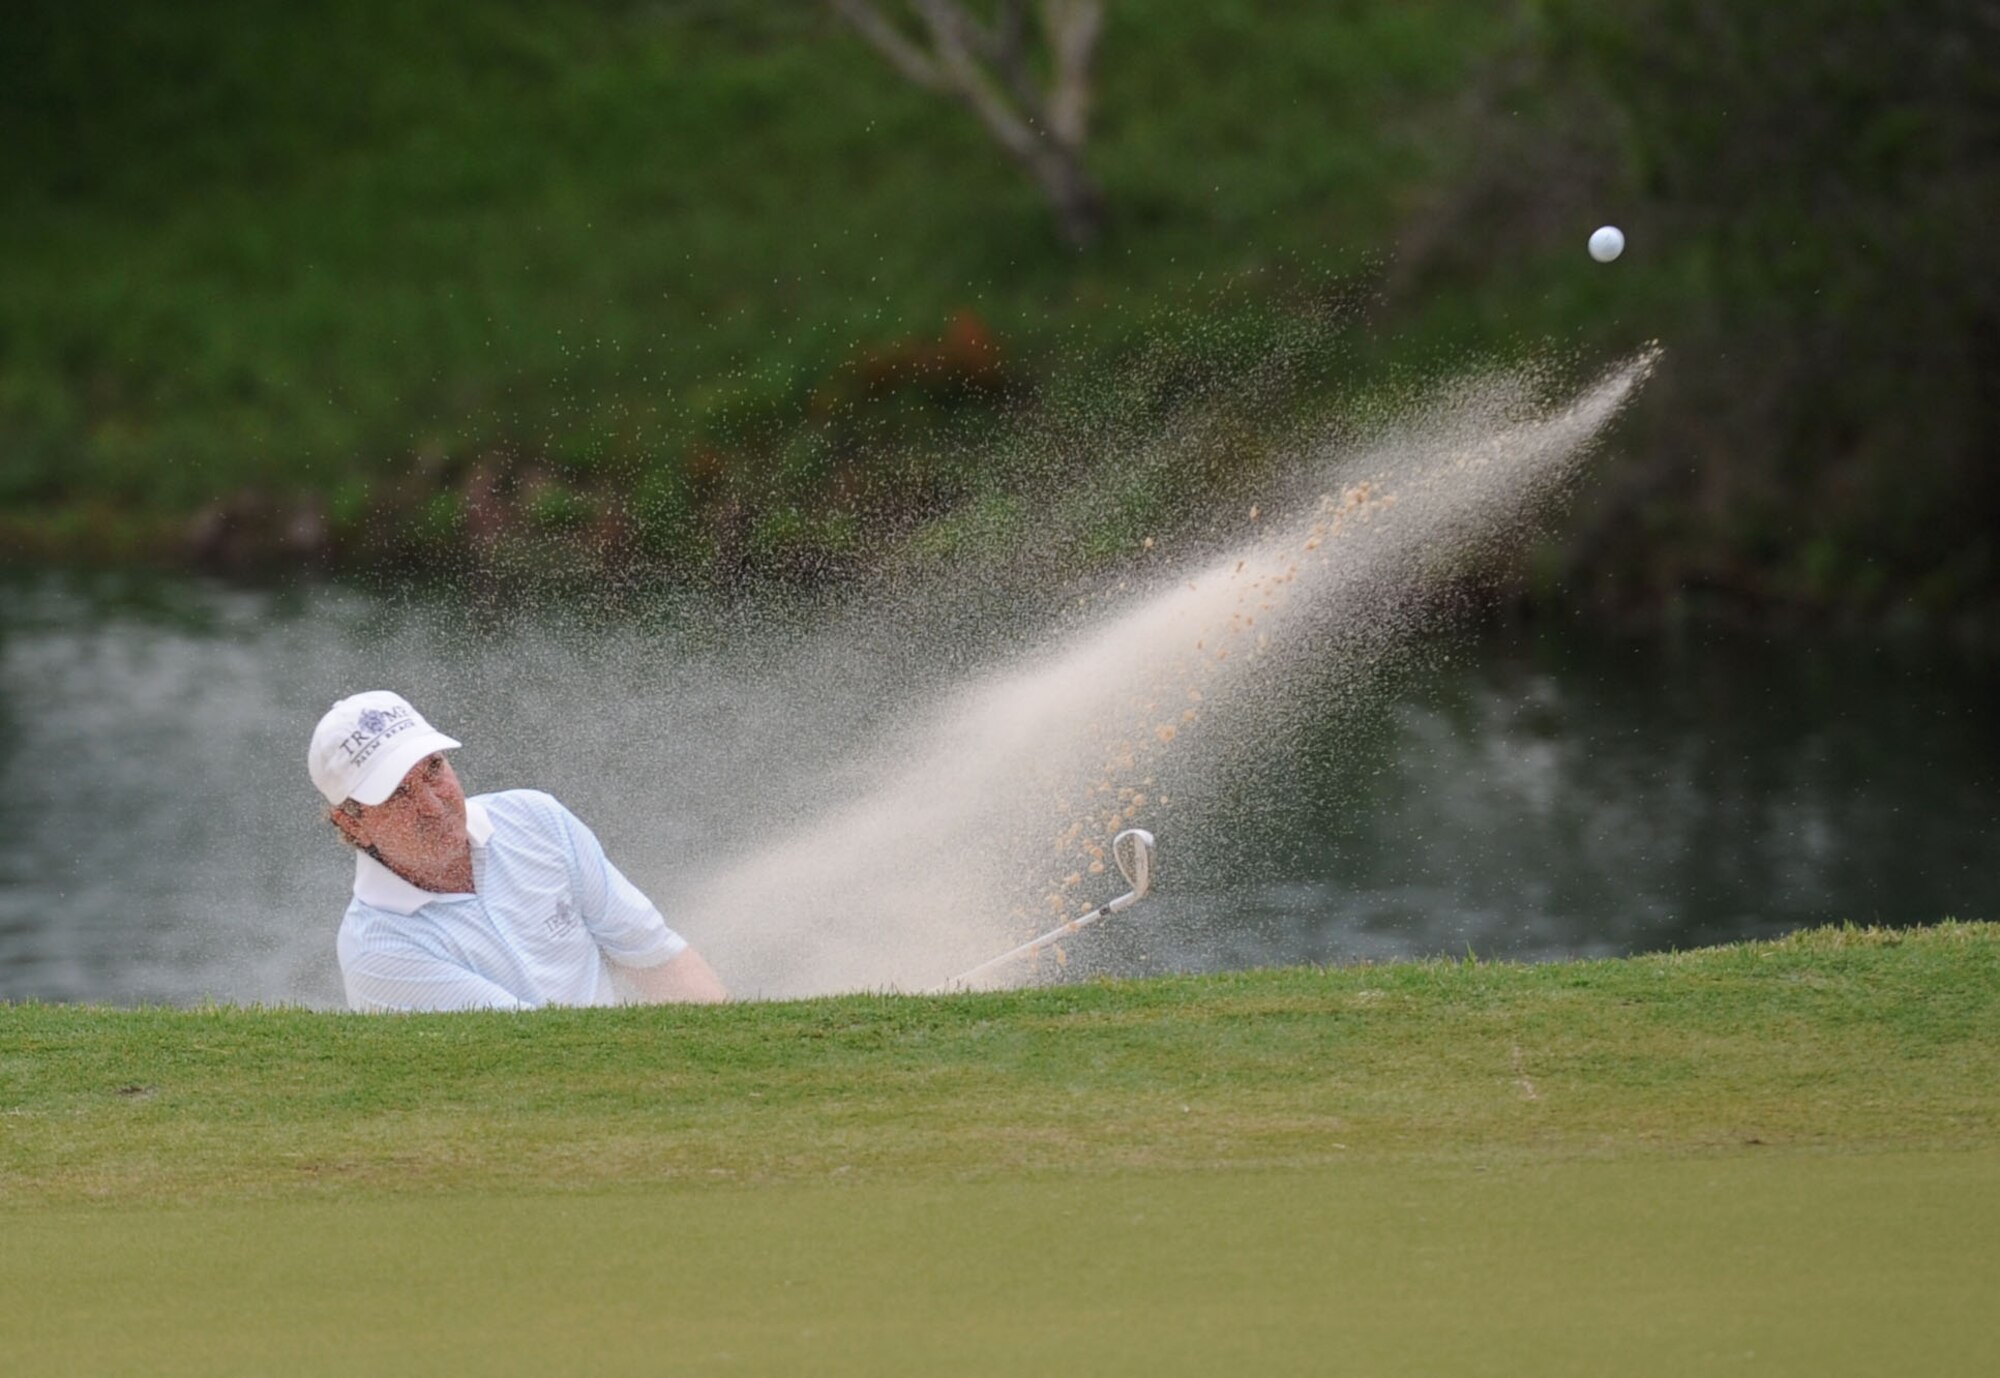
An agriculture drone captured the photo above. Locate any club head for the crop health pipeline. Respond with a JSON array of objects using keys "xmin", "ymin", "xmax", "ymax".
[{"xmin": 1111, "ymin": 828, "xmax": 1155, "ymax": 899}]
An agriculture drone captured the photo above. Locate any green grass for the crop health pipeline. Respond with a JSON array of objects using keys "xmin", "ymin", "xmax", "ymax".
[
  {"xmin": 4, "ymin": 923, "xmax": 1995, "ymax": 1203},
  {"xmin": 5, "ymin": 923, "xmax": 1996, "ymax": 1375},
  {"xmin": 7, "ymin": 1154, "xmax": 1994, "ymax": 1376},
  {"xmin": 4, "ymin": 924, "xmax": 1996, "ymax": 1373},
  {"xmin": 2, "ymin": 0, "xmax": 1506, "ymax": 514}
]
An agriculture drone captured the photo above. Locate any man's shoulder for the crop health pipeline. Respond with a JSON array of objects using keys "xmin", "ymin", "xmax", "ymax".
[
  {"xmin": 337, "ymin": 896, "xmax": 419, "ymax": 959},
  {"xmin": 473, "ymin": 789, "xmax": 583, "ymax": 855},
  {"xmin": 474, "ymin": 788, "xmax": 571, "ymax": 827}
]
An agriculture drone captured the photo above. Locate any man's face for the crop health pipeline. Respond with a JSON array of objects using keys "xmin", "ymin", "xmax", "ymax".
[{"xmin": 338, "ymin": 753, "xmax": 468, "ymax": 869}]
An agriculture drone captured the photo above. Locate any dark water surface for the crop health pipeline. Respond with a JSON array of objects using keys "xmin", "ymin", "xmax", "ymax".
[
  {"xmin": 1, "ymin": 572, "xmax": 1993, "ymax": 1006},
  {"xmin": 1111, "ymin": 614, "xmax": 2000, "ymax": 976}
]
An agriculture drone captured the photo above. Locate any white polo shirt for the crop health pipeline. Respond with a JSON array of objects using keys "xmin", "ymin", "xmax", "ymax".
[{"xmin": 336, "ymin": 789, "xmax": 687, "ymax": 1012}]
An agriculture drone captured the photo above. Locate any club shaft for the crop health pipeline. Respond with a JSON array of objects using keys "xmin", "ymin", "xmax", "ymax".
[{"xmin": 947, "ymin": 890, "xmax": 1136, "ymax": 989}]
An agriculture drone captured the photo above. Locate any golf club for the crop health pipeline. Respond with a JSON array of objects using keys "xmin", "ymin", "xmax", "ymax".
[{"xmin": 945, "ymin": 828, "xmax": 1156, "ymax": 990}]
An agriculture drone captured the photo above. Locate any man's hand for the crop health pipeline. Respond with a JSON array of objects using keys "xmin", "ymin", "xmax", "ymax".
[{"xmin": 615, "ymin": 949, "xmax": 728, "ymax": 1004}]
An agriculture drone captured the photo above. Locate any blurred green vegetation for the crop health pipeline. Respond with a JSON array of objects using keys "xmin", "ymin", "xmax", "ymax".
[
  {"xmin": 2, "ymin": 0, "xmax": 1992, "ymax": 625},
  {"xmin": 1457, "ymin": 0, "xmax": 2000, "ymax": 626}
]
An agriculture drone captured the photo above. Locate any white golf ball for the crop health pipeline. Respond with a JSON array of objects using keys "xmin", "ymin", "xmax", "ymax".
[{"xmin": 1588, "ymin": 225, "xmax": 1625, "ymax": 263}]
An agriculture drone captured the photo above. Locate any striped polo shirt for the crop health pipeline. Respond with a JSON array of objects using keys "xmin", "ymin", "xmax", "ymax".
[{"xmin": 336, "ymin": 789, "xmax": 687, "ymax": 1012}]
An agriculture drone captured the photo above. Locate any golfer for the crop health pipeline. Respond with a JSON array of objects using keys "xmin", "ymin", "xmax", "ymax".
[{"xmin": 310, "ymin": 690, "xmax": 726, "ymax": 1012}]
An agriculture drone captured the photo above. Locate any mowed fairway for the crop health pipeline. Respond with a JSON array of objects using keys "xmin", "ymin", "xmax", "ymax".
[
  {"xmin": 4, "ymin": 925, "xmax": 1997, "ymax": 1375},
  {"xmin": 7, "ymin": 1154, "xmax": 1997, "ymax": 1376}
]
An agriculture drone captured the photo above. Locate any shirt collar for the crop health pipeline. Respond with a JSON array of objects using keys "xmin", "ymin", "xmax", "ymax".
[{"xmin": 351, "ymin": 797, "xmax": 493, "ymax": 916}]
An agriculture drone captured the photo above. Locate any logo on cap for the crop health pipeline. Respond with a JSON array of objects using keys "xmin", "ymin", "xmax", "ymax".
[{"xmin": 340, "ymin": 704, "xmax": 415, "ymax": 768}]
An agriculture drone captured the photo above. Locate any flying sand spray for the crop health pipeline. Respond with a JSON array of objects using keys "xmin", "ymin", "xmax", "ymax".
[{"xmin": 677, "ymin": 348, "xmax": 1661, "ymax": 996}]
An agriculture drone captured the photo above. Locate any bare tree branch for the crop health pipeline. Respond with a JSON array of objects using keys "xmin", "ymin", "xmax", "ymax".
[
  {"xmin": 828, "ymin": 0, "xmax": 947, "ymax": 92},
  {"xmin": 1043, "ymin": 0, "xmax": 1102, "ymax": 151},
  {"xmin": 914, "ymin": 0, "xmax": 1043, "ymax": 164},
  {"xmin": 829, "ymin": 0, "xmax": 1107, "ymax": 247}
]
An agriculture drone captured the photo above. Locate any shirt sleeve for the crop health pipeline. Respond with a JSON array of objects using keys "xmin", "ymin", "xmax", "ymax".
[
  {"xmin": 338, "ymin": 935, "xmax": 536, "ymax": 1013},
  {"xmin": 551, "ymin": 798, "xmax": 688, "ymax": 969}
]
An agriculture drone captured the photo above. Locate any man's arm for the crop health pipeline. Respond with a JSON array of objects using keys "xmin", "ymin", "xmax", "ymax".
[
  {"xmin": 546, "ymin": 794, "xmax": 725, "ymax": 999},
  {"xmin": 614, "ymin": 948, "xmax": 728, "ymax": 1004},
  {"xmin": 340, "ymin": 940, "xmax": 536, "ymax": 1013}
]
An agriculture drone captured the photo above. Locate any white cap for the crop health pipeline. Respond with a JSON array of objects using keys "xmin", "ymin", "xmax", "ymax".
[{"xmin": 308, "ymin": 690, "xmax": 462, "ymax": 806}]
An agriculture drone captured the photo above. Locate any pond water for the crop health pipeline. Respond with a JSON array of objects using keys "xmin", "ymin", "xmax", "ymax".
[{"xmin": 0, "ymin": 571, "xmax": 1993, "ymax": 1007}]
